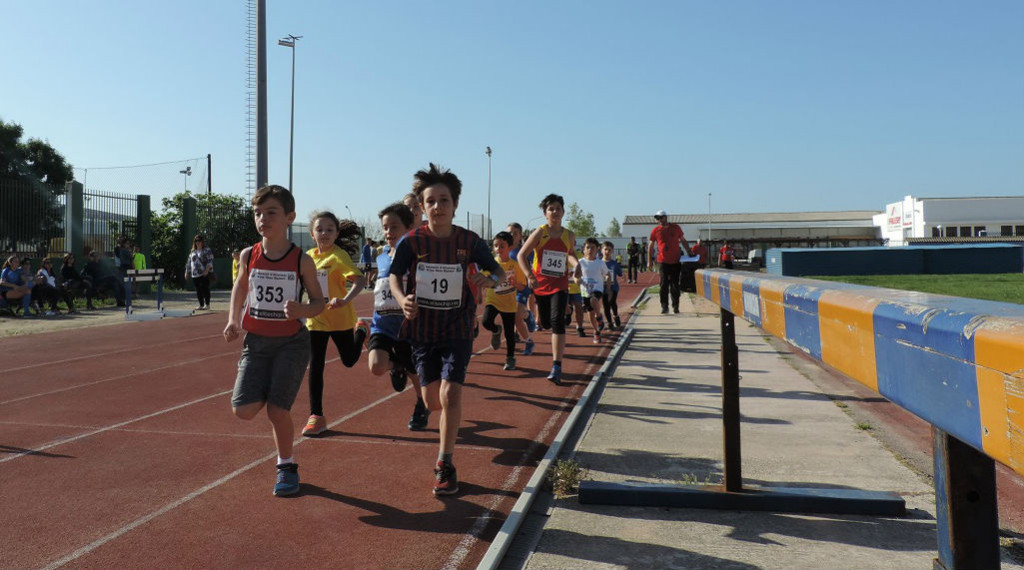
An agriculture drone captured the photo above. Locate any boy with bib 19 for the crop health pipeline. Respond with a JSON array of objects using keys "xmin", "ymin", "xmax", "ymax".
[{"xmin": 388, "ymin": 163, "xmax": 505, "ymax": 496}]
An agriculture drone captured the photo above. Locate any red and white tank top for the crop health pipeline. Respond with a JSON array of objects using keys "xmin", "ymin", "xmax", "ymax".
[
  {"xmin": 242, "ymin": 242, "xmax": 304, "ymax": 337},
  {"xmin": 531, "ymin": 224, "xmax": 573, "ymax": 295}
]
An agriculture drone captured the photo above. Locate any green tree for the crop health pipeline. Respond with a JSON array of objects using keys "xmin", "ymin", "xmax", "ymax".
[
  {"xmin": 606, "ymin": 217, "xmax": 622, "ymax": 237},
  {"xmin": 565, "ymin": 202, "xmax": 598, "ymax": 240},
  {"xmin": 0, "ymin": 119, "xmax": 74, "ymax": 254}
]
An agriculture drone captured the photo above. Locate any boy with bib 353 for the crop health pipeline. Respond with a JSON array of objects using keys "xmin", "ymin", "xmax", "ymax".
[
  {"xmin": 389, "ymin": 163, "xmax": 505, "ymax": 496},
  {"xmin": 223, "ymin": 185, "xmax": 326, "ymax": 496}
]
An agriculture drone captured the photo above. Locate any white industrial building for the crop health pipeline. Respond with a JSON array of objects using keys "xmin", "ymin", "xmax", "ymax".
[{"xmin": 874, "ymin": 195, "xmax": 1024, "ymax": 246}]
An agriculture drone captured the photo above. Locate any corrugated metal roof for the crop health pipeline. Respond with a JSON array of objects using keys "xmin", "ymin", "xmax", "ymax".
[{"xmin": 622, "ymin": 210, "xmax": 881, "ymax": 225}]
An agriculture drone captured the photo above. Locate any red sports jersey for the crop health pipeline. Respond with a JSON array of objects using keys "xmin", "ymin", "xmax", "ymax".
[{"xmin": 242, "ymin": 242, "xmax": 304, "ymax": 337}]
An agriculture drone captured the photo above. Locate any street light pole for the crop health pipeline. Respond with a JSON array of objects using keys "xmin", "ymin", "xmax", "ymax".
[
  {"xmin": 278, "ymin": 35, "xmax": 301, "ymax": 193},
  {"xmin": 179, "ymin": 166, "xmax": 192, "ymax": 191},
  {"xmin": 485, "ymin": 146, "xmax": 492, "ymax": 239},
  {"xmin": 707, "ymin": 192, "xmax": 712, "ymax": 242}
]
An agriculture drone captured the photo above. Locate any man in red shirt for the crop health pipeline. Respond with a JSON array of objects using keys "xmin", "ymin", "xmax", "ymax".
[
  {"xmin": 719, "ymin": 241, "xmax": 736, "ymax": 269},
  {"xmin": 647, "ymin": 209, "xmax": 691, "ymax": 314}
]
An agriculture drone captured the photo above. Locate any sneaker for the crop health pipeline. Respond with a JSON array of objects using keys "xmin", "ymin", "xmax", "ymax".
[
  {"xmin": 390, "ymin": 365, "xmax": 408, "ymax": 392},
  {"xmin": 661, "ymin": 307, "xmax": 669, "ymax": 314},
  {"xmin": 409, "ymin": 401, "xmax": 430, "ymax": 431},
  {"xmin": 490, "ymin": 324, "xmax": 502, "ymax": 350},
  {"xmin": 503, "ymin": 356, "xmax": 517, "ymax": 370},
  {"xmin": 614, "ymin": 316, "xmax": 621, "ymax": 329},
  {"xmin": 522, "ymin": 338, "xmax": 535, "ymax": 356},
  {"xmin": 597, "ymin": 317, "xmax": 605, "ymax": 333},
  {"xmin": 433, "ymin": 461, "xmax": 459, "ymax": 496},
  {"xmin": 673, "ymin": 306, "xmax": 680, "ymax": 314},
  {"xmin": 301, "ymin": 415, "xmax": 327, "ymax": 437},
  {"xmin": 577, "ymin": 326, "xmax": 586, "ymax": 337},
  {"xmin": 44, "ymin": 310, "xmax": 57, "ymax": 316},
  {"xmin": 525, "ymin": 310, "xmax": 537, "ymax": 332},
  {"xmin": 547, "ymin": 364, "xmax": 563, "ymax": 386},
  {"xmin": 593, "ymin": 333, "xmax": 601, "ymax": 344},
  {"xmin": 274, "ymin": 463, "xmax": 300, "ymax": 496},
  {"xmin": 355, "ymin": 318, "xmax": 371, "ymax": 348}
]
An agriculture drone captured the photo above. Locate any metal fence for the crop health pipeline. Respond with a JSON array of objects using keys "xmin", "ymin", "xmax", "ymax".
[
  {"xmin": 196, "ymin": 203, "xmax": 261, "ymax": 258},
  {"xmin": 0, "ymin": 178, "xmax": 67, "ymax": 257},
  {"xmin": 83, "ymin": 189, "xmax": 138, "ymax": 256}
]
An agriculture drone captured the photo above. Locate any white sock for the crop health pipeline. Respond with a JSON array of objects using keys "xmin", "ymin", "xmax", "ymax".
[{"xmin": 277, "ymin": 456, "xmax": 293, "ymax": 466}]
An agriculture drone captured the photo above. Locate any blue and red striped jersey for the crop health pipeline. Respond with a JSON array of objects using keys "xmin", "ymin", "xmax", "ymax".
[{"xmin": 389, "ymin": 225, "xmax": 498, "ymax": 342}]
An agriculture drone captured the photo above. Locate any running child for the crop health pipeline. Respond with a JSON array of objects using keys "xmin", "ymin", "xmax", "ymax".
[
  {"xmin": 574, "ymin": 237, "xmax": 610, "ymax": 344},
  {"xmin": 566, "ymin": 251, "xmax": 586, "ymax": 337},
  {"xmin": 389, "ymin": 163, "xmax": 505, "ymax": 496},
  {"xmin": 301, "ymin": 211, "xmax": 369, "ymax": 437},
  {"xmin": 517, "ymin": 194, "xmax": 577, "ymax": 385},
  {"xmin": 481, "ymin": 231, "xmax": 529, "ymax": 370},
  {"xmin": 366, "ymin": 201, "xmax": 430, "ymax": 431},
  {"xmin": 602, "ymin": 241, "xmax": 623, "ymax": 330},
  {"xmin": 223, "ymin": 185, "xmax": 326, "ymax": 496},
  {"xmin": 507, "ymin": 222, "xmax": 538, "ymax": 343}
]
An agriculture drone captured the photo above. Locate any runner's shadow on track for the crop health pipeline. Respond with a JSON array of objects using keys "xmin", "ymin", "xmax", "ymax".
[
  {"xmin": 0, "ymin": 444, "xmax": 74, "ymax": 459},
  {"xmin": 299, "ymin": 483, "xmax": 517, "ymax": 532},
  {"xmin": 474, "ymin": 383, "xmax": 580, "ymax": 412}
]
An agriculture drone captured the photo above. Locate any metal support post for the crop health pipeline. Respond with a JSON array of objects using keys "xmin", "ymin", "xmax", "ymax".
[
  {"xmin": 932, "ymin": 428, "xmax": 999, "ymax": 570},
  {"xmin": 721, "ymin": 308, "xmax": 742, "ymax": 492}
]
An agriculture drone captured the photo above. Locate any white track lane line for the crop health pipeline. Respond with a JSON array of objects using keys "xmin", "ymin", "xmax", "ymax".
[
  {"xmin": 40, "ymin": 390, "xmax": 404, "ymax": 570},
  {"xmin": 4, "ymin": 333, "xmax": 223, "ymax": 374}
]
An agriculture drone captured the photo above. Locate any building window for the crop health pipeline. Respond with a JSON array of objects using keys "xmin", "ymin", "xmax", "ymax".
[
  {"xmin": 1017, "ymin": 226, "xmax": 1024, "ymax": 236},
  {"xmin": 932, "ymin": 227, "xmax": 941, "ymax": 237},
  {"xmin": 960, "ymin": 226, "xmax": 971, "ymax": 237},
  {"xmin": 974, "ymin": 226, "xmax": 986, "ymax": 237},
  {"xmin": 947, "ymin": 227, "xmax": 958, "ymax": 237},
  {"xmin": 1002, "ymin": 225, "xmax": 1013, "ymax": 236}
]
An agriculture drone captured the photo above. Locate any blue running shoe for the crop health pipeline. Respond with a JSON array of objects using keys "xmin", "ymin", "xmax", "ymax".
[
  {"xmin": 547, "ymin": 364, "xmax": 562, "ymax": 386},
  {"xmin": 274, "ymin": 463, "xmax": 300, "ymax": 496},
  {"xmin": 522, "ymin": 338, "xmax": 535, "ymax": 356},
  {"xmin": 525, "ymin": 310, "xmax": 537, "ymax": 332}
]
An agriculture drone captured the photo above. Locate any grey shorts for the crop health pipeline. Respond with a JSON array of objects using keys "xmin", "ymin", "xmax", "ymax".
[{"xmin": 232, "ymin": 328, "xmax": 311, "ymax": 411}]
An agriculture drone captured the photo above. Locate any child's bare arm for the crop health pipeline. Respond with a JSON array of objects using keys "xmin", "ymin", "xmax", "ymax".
[
  {"xmin": 286, "ymin": 254, "xmax": 326, "ymax": 319},
  {"xmin": 224, "ymin": 247, "xmax": 252, "ymax": 341}
]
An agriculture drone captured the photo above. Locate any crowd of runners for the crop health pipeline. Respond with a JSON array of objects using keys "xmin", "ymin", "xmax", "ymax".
[{"xmin": 221, "ymin": 163, "xmax": 700, "ymax": 500}]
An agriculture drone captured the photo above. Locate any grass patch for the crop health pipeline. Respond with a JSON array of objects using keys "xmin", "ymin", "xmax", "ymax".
[
  {"xmin": 855, "ymin": 422, "xmax": 872, "ymax": 431},
  {"xmin": 834, "ymin": 401, "xmax": 848, "ymax": 409},
  {"xmin": 810, "ymin": 273, "xmax": 1024, "ymax": 305},
  {"xmin": 548, "ymin": 459, "xmax": 587, "ymax": 498}
]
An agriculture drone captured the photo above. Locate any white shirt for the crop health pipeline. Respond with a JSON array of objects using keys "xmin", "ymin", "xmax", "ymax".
[{"xmin": 577, "ymin": 257, "xmax": 610, "ymax": 296}]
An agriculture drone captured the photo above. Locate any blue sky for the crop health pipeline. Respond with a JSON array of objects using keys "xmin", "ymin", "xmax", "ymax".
[{"xmin": 3, "ymin": 1, "xmax": 1022, "ymax": 235}]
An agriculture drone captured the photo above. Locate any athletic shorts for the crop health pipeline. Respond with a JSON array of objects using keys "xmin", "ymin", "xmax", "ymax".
[
  {"xmin": 582, "ymin": 290, "xmax": 604, "ymax": 310},
  {"xmin": 568, "ymin": 292, "xmax": 582, "ymax": 305},
  {"xmin": 515, "ymin": 286, "xmax": 532, "ymax": 305},
  {"xmin": 411, "ymin": 338, "xmax": 474, "ymax": 386},
  {"xmin": 232, "ymin": 328, "xmax": 311, "ymax": 411},
  {"xmin": 366, "ymin": 332, "xmax": 415, "ymax": 372}
]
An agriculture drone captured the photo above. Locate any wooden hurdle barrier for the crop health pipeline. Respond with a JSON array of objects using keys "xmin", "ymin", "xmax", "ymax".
[
  {"xmin": 123, "ymin": 269, "xmax": 166, "ymax": 321},
  {"xmin": 696, "ymin": 268, "xmax": 1022, "ymax": 569}
]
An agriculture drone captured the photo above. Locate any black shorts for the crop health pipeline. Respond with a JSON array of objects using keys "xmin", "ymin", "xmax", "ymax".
[
  {"xmin": 583, "ymin": 290, "xmax": 604, "ymax": 310},
  {"xmin": 411, "ymin": 338, "xmax": 474, "ymax": 386},
  {"xmin": 366, "ymin": 333, "xmax": 415, "ymax": 372}
]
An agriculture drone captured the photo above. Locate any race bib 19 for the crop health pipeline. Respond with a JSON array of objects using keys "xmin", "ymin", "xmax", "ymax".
[
  {"xmin": 540, "ymin": 250, "xmax": 567, "ymax": 278},
  {"xmin": 374, "ymin": 276, "xmax": 402, "ymax": 316},
  {"xmin": 247, "ymin": 268, "xmax": 297, "ymax": 320},
  {"xmin": 415, "ymin": 262, "xmax": 464, "ymax": 310}
]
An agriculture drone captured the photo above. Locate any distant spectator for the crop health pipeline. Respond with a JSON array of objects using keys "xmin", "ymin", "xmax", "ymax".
[
  {"xmin": 626, "ymin": 237, "xmax": 641, "ymax": 283},
  {"xmin": 61, "ymin": 253, "xmax": 97, "ymax": 310},
  {"xmin": 1, "ymin": 255, "xmax": 34, "ymax": 316},
  {"xmin": 132, "ymin": 244, "xmax": 147, "ymax": 271},
  {"xmin": 35, "ymin": 258, "xmax": 75, "ymax": 314},
  {"xmin": 691, "ymin": 239, "xmax": 708, "ymax": 268},
  {"xmin": 83, "ymin": 250, "xmax": 126, "ymax": 307},
  {"xmin": 231, "ymin": 248, "xmax": 241, "ymax": 283},
  {"xmin": 640, "ymin": 237, "xmax": 648, "ymax": 272},
  {"xmin": 719, "ymin": 241, "xmax": 736, "ymax": 269},
  {"xmin": 185, "ymin": 234, "xmax": 214, "ymax": 310},
  {"xmin": 118, "ymin": 238, "xmax": 135, "ymax": 276}
]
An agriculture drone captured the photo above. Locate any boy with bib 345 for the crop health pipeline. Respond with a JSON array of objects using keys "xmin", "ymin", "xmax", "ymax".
[
  {"xmin": 388, "ymin": 163, "xmax": 505, "ymax": 496},
  {"xmin": 223, "ymin": 185, "xmax": 326, "ymax": 496}
]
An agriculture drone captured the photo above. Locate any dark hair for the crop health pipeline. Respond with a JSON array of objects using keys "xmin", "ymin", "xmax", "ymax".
[
  {"xmin": 584, "ymin": 237, "xmax": 600, "ymax": 248},
  {"xmin": 539, "ymin": 194, "xmax": 564, "ymax": 211},
  {"xmin": 378, "ymin": 202, "xmax": 415, "ymax": 229},
  {"xmin": 309, "ymin": 210, "xmax": 362, "ymax": 257},
  {"xmin": 20, "ymin": 256, "xmax": 31, "ymax": 265},
  {"xmin": 602, "ymin": 241, "xmax": 614, "ymax": 249},
  {"xmin": 493, "ymin": 231, "xmax": 514, "ymax": 247},
  {"xmin": 411, "ymin": 163, "xmax": 462, "ymax": 205},
  {"xmin": 252, "ymin": 184, "xmax": 296, "ymax": 213},
  {"xmin": 192, "ymin": 234, "xmax": 206, "ymax": 251},
  {"xmin": 507, "ymin": 222, "xmax": 523, "ymax": 232}
]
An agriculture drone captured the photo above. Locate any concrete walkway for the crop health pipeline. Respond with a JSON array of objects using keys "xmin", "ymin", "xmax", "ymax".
[{"xmin": 509, "ymin": 293, "xmax": 1023, "ymax": 569}]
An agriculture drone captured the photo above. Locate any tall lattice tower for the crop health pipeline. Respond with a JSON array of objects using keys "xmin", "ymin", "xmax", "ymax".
[{"xmin": 244, "ymin": 0, "xmax": 257, "ymax": 199}]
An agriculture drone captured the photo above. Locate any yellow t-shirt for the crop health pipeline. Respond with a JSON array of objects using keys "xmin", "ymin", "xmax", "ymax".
[
  {"xmin": 232, "ymin": 258, "xmax": 240, "ymax": 282},
  {"xmin": 484, "ymin": 257, "xmax": 526, "ymax": 313},
  {"xmin": 568, "ymin": 250, "xmax": 583, "ymax": 295},
  {"xmin": 306, "ymin": 245, "xmax": 363, "ymax": 331}
]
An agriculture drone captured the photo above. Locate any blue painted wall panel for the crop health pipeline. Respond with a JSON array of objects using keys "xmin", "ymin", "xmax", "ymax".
[
  {"xmin": 741, "ymin": 278, "xmax": 762, "ymax": 328},
  {"xmin": 766, "ymin": 244, "xmax": 1023, "ymax": 277},
  {"xmin": 873, "ymin": 302, "xmax": 981, "ymax": 448},
  {"xmin": 783, "ymin": 285, "xmax": 823, "ymax": 360}
]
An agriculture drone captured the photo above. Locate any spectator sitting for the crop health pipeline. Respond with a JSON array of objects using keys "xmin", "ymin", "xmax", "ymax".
[
  {"xmin": 83, "ymin": 250, "xmax": 126, "ymax": 307},
  {"xmin": 61, "ymin": 253, "xmax": 97, "ymax": 310},
  {"xmin": 36, "ymin": 258, "xmax": 76, "ymax": 314},
  {"xmin": 1, "ymin": 254, "xmax": 34, "ymax": 317}
]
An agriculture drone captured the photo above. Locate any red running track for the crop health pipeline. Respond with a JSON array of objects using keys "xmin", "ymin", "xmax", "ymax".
[{"xmin": 0, "ymin": 272, "xmax": 660, "ymax": 570}]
